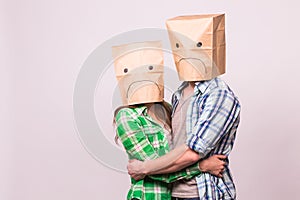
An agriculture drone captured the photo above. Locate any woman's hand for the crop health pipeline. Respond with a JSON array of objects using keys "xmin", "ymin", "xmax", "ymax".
[{"xmin": 199, "ymin": 155, "xmax": 227, "ymax": 178}]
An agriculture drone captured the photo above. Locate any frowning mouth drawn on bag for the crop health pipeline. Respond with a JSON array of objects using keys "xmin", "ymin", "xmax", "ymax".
[
  {"xmin": 126, "ymin": 80, "xmax": 161, "ymax": 100},
  {"xmin": 177, "ymin": 57, "xmax": 207, "ymax": 74}
]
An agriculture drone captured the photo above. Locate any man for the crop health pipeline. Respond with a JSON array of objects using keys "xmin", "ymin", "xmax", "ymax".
[{"xmin": 128, "ymin": 14, "xmax": 241, "ymax": 200}]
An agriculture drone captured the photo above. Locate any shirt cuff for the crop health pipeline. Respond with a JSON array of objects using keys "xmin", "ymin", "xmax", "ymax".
[
  {"xmin": 186, "ymin": 162, "xmax": 201, "ymax": 175},
  {"xmin": 186, "ymin": 134, "xmax": 211, "ymax": 158}
]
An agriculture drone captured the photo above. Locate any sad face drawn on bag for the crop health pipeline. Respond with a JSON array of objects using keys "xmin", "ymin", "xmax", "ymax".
[
  {"xmin": 112, "ymin": 41, "xmax": 164, "ymax": 106},
  {"xmin": 166, "ymin": 14, "xmax": 226, "ymax": 81}
]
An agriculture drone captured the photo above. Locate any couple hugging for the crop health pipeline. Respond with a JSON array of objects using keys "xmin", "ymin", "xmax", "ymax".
[{"xmin": 112, "ymin": 14, "xmax": 240, "ymax": 200}]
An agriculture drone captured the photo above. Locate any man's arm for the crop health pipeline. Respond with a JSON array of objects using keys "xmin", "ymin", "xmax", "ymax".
[
  {"xmin": 127, "ymin": 144, "xmax": 226, "ymax": 180},
  {"xmin": 127, "ymin": 144, "xmax": 201, "ymax": 176},
  {"xmin": 186, "ymin": 89, "xmax": 241, "ymax": 157},
  {"xmin": 147, "ymin": 150, "xmax": 226, "ymax": 175},
  {"xmin": 116, "ymin": 108, "xmax": 203, "ymax": 181},
  {"xmin": 145, "ymin": 154, "xmax": 226, "ymax": 183},
  {"xmin": 145, "ymin": 146, "xmax": 201, "ymax": 174}
]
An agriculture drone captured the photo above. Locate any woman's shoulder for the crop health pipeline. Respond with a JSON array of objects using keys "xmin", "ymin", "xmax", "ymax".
[
  {"xmin": 116, "ymin": 107, "xmax": 135, "ymax": 115},
  {"xmin": 115, "ymin": 106, "xmax": 145, "ymax": 120}
]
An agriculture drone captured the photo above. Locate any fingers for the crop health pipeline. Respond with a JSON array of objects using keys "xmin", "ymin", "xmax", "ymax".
[
  {"xmin": 211, "ymin": 170, "xmax": 223, "ymax": 177},
  {"xmin": 127, "ymin": 165, "xmax": 131, "ymax": 172},
  {"xmin": 216, "ymin": 159, "xmax": 226, "ymax": 168},
  {"xmin": 214, "ymin": 170, "xmax": 224, "ymax": 178},
  {"xmin": 127, "ymin": 170, "xmax": 133, "ymax": 176},
  {"xmin": 131, "ymin": 174, "xmax": 145, "ymax": 181},
  {"xmin": 217, "ymin": 157, "xmax": 226, "ymax": 167},
  {"xmin": 216, "ymin": 155, "xmax": 227, "ymax": 160},
  {"xmin": 215, "ymin": 171, "xmax": 223, "ymax": 178},
  {"xmin": 210, "ymin": 165, "xmax": 226, "ymax": 178}
]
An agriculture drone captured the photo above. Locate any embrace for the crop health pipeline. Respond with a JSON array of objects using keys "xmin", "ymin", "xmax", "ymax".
[{"xmin": 112, "ymin": 14, "xmax": 241, "ymax": 200}]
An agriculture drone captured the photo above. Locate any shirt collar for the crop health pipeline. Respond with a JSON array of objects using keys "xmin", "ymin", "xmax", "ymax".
[
  {"xmin": 194, "ymin": 79, "xmax": 213, "ymax": 94},
  {"xmin": 135, "ymin": 106, "xmax": 147, "ymax": 116},
  {"xmin": 174, "ymin": 79, "xmax": 214, "ymax": 97}
]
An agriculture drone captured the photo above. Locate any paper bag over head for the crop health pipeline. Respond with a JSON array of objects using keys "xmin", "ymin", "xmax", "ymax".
[
  {"xmin": 166, "ymin": 14, "xmax": 226, "ymax": 81},
  {"xmin": 112, "ymin": 41, "xmax": 164, "ymax": 106}
]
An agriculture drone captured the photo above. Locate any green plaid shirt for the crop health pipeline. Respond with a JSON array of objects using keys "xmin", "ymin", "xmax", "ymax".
[{"xmin": 115, "ymin": 106, "xmax": 202, "ymax": 200}]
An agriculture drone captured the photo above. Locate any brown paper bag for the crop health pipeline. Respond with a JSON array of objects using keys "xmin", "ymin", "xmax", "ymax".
[
  {"xmin": 112, "ymin": 41, "xmax": 164, "ymax": 106},
  {"xmin": 166, "ymin": 14, "xmax": 226, "ymax": 81}
]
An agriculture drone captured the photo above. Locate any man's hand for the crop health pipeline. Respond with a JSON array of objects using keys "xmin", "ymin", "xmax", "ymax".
[
  {"xmin": 127, "ymin": 159, "xmax": 146, "ymax": 181},
  {"xmin": 199, "ymin": 155, "xmax": 227, "ymax": 178}
]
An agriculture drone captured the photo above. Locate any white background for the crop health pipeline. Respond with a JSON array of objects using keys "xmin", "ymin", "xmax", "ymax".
[{"xmin": 1, "ymin": 0, "xmax": 300, "ymax": 199}]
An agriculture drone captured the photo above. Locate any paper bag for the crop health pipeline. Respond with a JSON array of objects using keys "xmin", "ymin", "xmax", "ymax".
[
  {"xmin": 112, "ymin": 41, "xmax": 164, "ymax": 106},
  {"xmin": 166, "ymin": 14, "xmax": 226, "ymax": 81}
]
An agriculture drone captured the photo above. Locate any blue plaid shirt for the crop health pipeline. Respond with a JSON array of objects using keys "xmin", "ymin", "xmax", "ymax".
[{"xmin": 172, "ymin": 77, "xmax": 241, "ymax": 200}]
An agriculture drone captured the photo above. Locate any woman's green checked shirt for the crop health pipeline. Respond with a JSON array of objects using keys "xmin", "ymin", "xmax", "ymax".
[{"xmin": 115, "ymin": 106, "xmax": 202, "ymax": 200}]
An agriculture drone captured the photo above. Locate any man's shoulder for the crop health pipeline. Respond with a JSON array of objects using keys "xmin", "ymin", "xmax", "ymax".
[
  {"xmin": 209, "ymin": 77, "xmax": 228, "ymax": 89},
  {"xmin": 208, "ymin": 77, "xmax": 235, "ymax": 93},
  {"xmin": 195, "ymin": 77, "xmax": 228, "ymax": 94},
  {"xmin": 202, "ymin": 78, "xmax": 240, "ymax": 102}
]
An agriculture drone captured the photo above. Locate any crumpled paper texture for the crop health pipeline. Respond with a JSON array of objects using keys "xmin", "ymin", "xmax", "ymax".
[
  {"xmin": 166, "ymin": 14, "xmax": 226, "ymax": 81},
  {"xmin": 112, "ymin": 41, "xmax": 164, "ymax": 105}
]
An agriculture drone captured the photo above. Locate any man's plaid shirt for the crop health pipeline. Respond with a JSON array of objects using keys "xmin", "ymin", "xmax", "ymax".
[
  {"xmin": 115, "ymin": 106, "xmax": 202, "ymax": 200},
  {"xmin": 172, "ymin": 77, "xmax": 241, "ymax": 200}
]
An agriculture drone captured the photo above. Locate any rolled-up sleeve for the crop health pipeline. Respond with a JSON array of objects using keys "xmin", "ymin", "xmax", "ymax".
[{"xmin": 186, "ymin": 89, "xmax": 240, "ymax": 157}]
